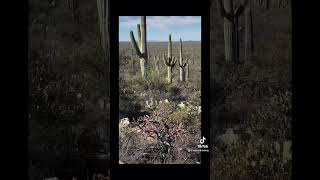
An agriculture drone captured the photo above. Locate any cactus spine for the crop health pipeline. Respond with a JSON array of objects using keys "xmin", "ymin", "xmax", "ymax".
[
  {"xmin": 130, "ymin": 16, "xmax": 148, "ymax": 79},
  {"xmin": 245, "ymin": 4, "xmax": 254, "ymax": 61},
  {"xmin": 179, "ymin": 38, "xmax": 188, "ymax": 82},
  {"xmin": 216, "ymin": 0, "xmax": 248, "ymax": 63},
  {"xmin": 164, "ymin": 34, "xmax": 177, "ymax": 83}
]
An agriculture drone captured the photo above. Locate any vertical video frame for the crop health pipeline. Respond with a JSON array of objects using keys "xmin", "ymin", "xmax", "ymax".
[{"xmin": 119, "ymin": 16, "xmax": 202, "ymax": 164}]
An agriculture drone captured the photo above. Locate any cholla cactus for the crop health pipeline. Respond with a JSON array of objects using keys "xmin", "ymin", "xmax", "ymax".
[
  {"xmin": 130, "ymin": 16, "xmax": 148, "ymax": 79},
  {"xmin": 178, "ymin": 38, "xmax": 188, "ymax": 82},
  {"xmin": 164, "ymin": 34, "xmax": 177, "ymax": 83}
]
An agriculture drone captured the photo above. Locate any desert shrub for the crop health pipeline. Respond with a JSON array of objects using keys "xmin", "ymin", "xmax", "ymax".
[
  {"xmin": 187, "ymin": 90, "xmax": 201, "ymax": 106},
  {"xmin": 212, "ymin": 90, "xmax": 292, "ymax": 179},
  {"xmin": 247, "ymin": 90, "xmax": 292, "ymax": 141},
  {"xmin": 119, "ymin": 99, "xmax": 201, "ymax": 164}
]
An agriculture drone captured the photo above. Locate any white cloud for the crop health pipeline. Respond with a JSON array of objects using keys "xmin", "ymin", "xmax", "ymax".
[{"xmin": 120, "ymin": 16, "xmax": 201, "ymax": 29}]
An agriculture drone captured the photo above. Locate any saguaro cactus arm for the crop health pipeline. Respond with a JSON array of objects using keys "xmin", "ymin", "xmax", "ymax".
[
  {"xmin": 216, "ymin": 0, "xmax": 233, "ymax": 21},
  {"xmin": 130, "ymin": 31, "xmax": 143, "ymax": 58},
  {"xmin": 234, "ymin": 0, "xmax": 248, "ymax": 16},
  {"xmin": 164, "ymin": 56, "xmax": 177, "ymax": 67},
  {"xmin": 179, "ymin": 61, "xmax": 187, "ymax": 67},
  {"xmin": 137, "ymin": 24, "xmax": 141, "ymax": 49}
]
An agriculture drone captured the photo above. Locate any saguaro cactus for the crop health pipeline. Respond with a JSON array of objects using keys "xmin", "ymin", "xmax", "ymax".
[
  {"xmin": 130, "ymin": 16, "xmax": 148, "ymax": 79},
  {"xmin": 97, "ymin": 0, "xmax": 110, "ymax": 93},
  {"xmin": 154, "ymin": 55, "xmax": 160, "ymax": 76},
  {"xmin": 185, "ymin": 63, "xmax": 189, "ymax": 81},
  {"xmin": 216, "ymin": 0, "xmax": 248, "ymax": 63},
  {"xmin": 68, "ymin": 0, "xmax": 80, "ymax": 24},
  {"xmin": 256, "ymin": 0, "xmax": 269, "ymax": 9},
  {"xmin": 164, "ymin": 34, "xmax": 177, "ymax": 83},
  {"xmin": 178, "ymin": 38, "xmax": 188, "ymax": 82},
  {"xmin": 131, "ymin": 49, "xmax": 135, "ymax": 73},
  {"xmin": 96, "ymin": 0, "xmax": 110, "ymax": 154},
  {"xmin": 245, "ymin": 4, "xmax": 254, "ymax": 61}
]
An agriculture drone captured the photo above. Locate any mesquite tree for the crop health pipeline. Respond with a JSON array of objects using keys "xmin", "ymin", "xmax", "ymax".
[
  {"xmin": 216, "ymin": 0, "xmax": 248, "ymax": 63},
  {"xmin": 130, "ymin": 16, "xmax": 148, "ymax": 79},
  {"xmin": 164, "ymin": 34, "xmax": 177, "ymax": 84},
  {"xmin": 179, "ymin": 39, "xmax": 188, "ymax": 82}
]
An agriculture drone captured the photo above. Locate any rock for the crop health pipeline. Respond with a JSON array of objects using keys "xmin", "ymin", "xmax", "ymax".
[
  {"xmin": 217, "ymin": 128, "xmax": 239, "ymax": 146},
  {"xmin": 244, "ymin": 128, "xmax": 254, "ymax": 139},
  {"xmin": 119, "ymin": 118, "xmax": 130, "ymax": 128},
  {"xmin": 178, "ymin": 102, "xmax": 185, "ymax": 109},
  {"xmin": 274, "ymin": 141, "xmax": 281, "ymax": 154},
  {"xmin": 97, "ymin": 98, "xmax": 104, "ymax": 109},
  {"xmin": 197, "ymin": 106, "xmax": 201, "ymax": 114},
  {"xmin": 282, "ymin": 140, "xmax": 292, "ymax": 162},
  {"xmin": 233, "ymin": 125, "xmax": 240, "ymax": 131},
  {"xmin": 251, "ymin": 161, "xmax": 256, "ymax": 167}
]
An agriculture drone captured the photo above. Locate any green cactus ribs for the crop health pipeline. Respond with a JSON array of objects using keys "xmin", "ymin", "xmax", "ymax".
[
  {"xmin": 164, "ymin": 34, "xmax": 178, "ymax": 84},
  {"xmin": 130, "ymin": 16, "xmax": 148, "ymax": 79}
]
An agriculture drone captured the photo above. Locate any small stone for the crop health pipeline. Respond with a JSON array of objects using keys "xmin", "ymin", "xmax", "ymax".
[
  {"xmin": 217, "ymin": 128, "xmax": 239, "ymax": 146},
  {"xmin": 178, "ymin": 102, "xmax": 185, "ymax": 109},
  {"xmin": 282, "ymin": 140, "xmax": 292, "ymax": 162},
  {"xmin": 251, "ymin": 161, "xmax": 256, "ymax": 167},
  {"xmin": 274, "ymin": 141, "xmax": 280, "ymax": 154},
  {"xmin": 77, "ymin": 93, "xmax": 82, "ymax": 99}
]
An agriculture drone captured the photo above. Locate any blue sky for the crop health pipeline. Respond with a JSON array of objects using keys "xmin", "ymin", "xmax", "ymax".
[{"xmin": 119, "ymin": 16, "xmax": 201, "ymax": 42}]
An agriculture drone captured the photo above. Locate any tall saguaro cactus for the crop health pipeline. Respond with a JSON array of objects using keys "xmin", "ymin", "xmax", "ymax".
[
  {"xmin": 164, "ymin": 34, "xmax": 177, "ymax": 84},
  {"xmin": 178, "ymin": 38, "xmax": 188, "ymax": 82},
  {"xmin": 68, "ymin": 0, "xmax": 80, "ymax": 24},
  {"xmin": 216, "ymin": 0, "xmax": 248, "ymax": 63},
  {"xmin": 97, "ymin": 0, "xmax": 110, "ymax": 91},
  {"xmin": 96, "ymin": 0, "xmax": 110, "ymax": 153},
  {"xmin": 245, "ymin": 3, "xmax": 254, "ymax": 61},
  {"xmin": 130, "ymin": 16, "xmax": 148, "ymax": 79}
]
